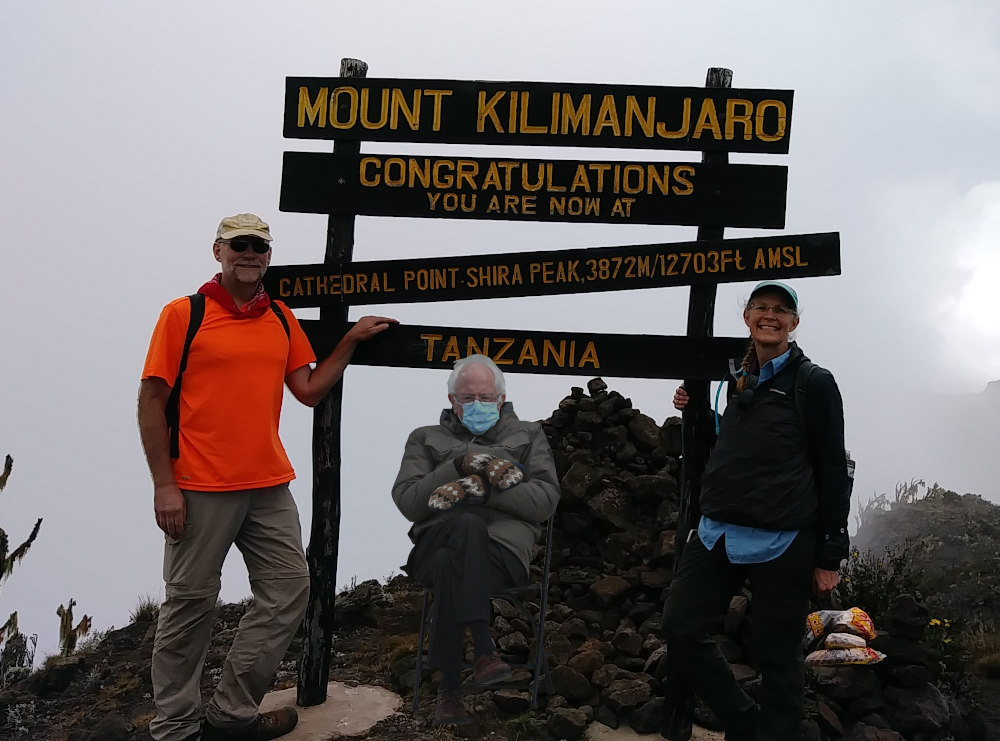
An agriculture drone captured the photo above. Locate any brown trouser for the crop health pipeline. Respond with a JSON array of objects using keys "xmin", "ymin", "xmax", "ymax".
[{"xmin": 149, "ymin": 485, "xmax": 309, "ymax": 741}]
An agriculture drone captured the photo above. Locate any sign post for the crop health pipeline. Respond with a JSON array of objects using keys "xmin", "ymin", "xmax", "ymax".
[{"xmin": 296, "ymin": 57, "xmax": 367, "ymax": 708}]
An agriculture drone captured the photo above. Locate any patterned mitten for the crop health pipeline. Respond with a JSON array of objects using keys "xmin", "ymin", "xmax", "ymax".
[
  {"xmin": 458, "ymin": 453, "xmax": 524, "ymax": 491},
  {"xmin": 428, "ymin": 475, "xmax": 487, "ymax": 511}
]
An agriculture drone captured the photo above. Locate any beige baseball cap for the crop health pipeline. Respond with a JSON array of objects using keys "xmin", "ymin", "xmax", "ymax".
[{"xmin": 216, "ymin": 213, "xmax": 273, "ymax": 242}]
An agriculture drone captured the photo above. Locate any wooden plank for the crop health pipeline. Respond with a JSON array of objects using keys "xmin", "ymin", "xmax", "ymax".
[
  {"xmin": 264, "ymin": 232, "xmax": 839, "ymax": 308},
  {"xmin": 301, "ymin": 321, "xmax": 750, "ymax": 380},
  {"xmin": 284, "ymin": 77, "xmax": 793, "ymax": 154},
  {"xmin": 279, "ymin": 151, "xmax": 787, "ymax": 229}
]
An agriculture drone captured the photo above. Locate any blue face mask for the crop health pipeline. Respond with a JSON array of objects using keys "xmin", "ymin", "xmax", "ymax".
[{"xmin": 460, "ymin": 400, "xmax": 501, "ymax": 435}]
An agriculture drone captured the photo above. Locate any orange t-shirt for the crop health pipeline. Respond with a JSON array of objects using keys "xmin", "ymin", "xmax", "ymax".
[{"xmin": 142, "ymin": 296, "xmax": 316, "ymax": 491}]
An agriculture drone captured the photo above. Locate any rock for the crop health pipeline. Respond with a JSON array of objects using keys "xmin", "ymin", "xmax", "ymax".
[
  {"xmin": 884, "ymin": 682, "xmax": 951, "ymax": 735},
  {"xmin": 498, "ymin": 631, "xmax": 528, "ymax": 653},
  {"xmin": 590, "ymin": 663, "xmax": 621, "ymax": 688},
  {"xmin": 560, "ymin": 463, "xmax": 603, "ymax": 500},
  {"xmin": 816, "ymin": 699, "xmax": 844, "ymax": 736},
  {"xmin": 567, "ymin": 648, "xmax": 604, "ymax": 678},
  {"xmin": 611, "ymin": 627, "xmax": 643, "ymax": 657},
  {"xmin": 31, "ymin": 655, "xmax": 86, "ymax": 698},
  {"xmin": 545, "ymin": 633, "xmax": 573, "ymax": 665},
  {"xmin": 628, "ymin": 696, "xmax": 665, "ymax": 733},
  {"xmin": 812, "ymin": 665, "xmax": 881, "ymax": 701},
  {"xmin": 604, "ymin": 677, "xmax": 651, "ymax": 711},
  {"xmin": 625, "ymin": 473, "xmax": 678, "ymax": 503},
  {"xmin": 87, "ymin": 711, "xmax": 130, "ymax": 741},
  {"xmin": 588, "ymin": 576, "xmax": 630, "ymax": 607},
  {"xmin": 492, "ymin": 689, "xmax": 531, "ymax": 713},
  {"xmin": 886, "ymin": 594, "xmax": 928, "ymax": 642},
  {"xmin": 550, "ymin": 665, "xmax": 595, "ymax": 703},
  {"xmin": 842, "ymin": 723, "xmax": 905, "ymax": 740},
  {"xmin": 588, "ymin": 378, "xmax": 608, "ymax": 395},
  {"xmin": 587, "ymin": 487, "xmax": 635, "ymax": 530},
  {"xmin": 549, "ymin": 706, "xmax": 590, "ymax": 739}
]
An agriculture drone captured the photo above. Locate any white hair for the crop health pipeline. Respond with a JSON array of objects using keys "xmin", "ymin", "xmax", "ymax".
[{"xmin": 447, "ymin": 354, "xmax": 506, "ymax": 396}]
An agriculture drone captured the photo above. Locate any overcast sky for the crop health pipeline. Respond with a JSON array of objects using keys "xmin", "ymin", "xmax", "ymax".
[{"xmin": 2, "ymin": 1, "xmax": 999, "ymax": 660}]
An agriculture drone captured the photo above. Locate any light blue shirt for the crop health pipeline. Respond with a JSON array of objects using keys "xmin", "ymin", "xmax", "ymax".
[{"xmin": 700, "ymin": 348, "xmax": 799, "ymax": 564}]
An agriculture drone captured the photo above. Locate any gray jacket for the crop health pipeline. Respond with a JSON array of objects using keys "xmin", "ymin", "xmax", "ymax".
[{"xmin": 392, "ymin": 403, "xmax": 560, "ymax": 576}]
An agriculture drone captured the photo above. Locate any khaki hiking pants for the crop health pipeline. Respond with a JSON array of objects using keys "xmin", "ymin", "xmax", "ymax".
[{"xmin": 149, "ymin": 485, "xmax": 309, "ymax": 741}]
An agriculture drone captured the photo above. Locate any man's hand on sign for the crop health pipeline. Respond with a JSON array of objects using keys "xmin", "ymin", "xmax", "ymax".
[
  {"xmin": 347, "ymin": 315, "xmax": 398, "ymax": 342},
  {"xmin": 673, "ymin": 386, "xmax": 689, "ymax": 411}
]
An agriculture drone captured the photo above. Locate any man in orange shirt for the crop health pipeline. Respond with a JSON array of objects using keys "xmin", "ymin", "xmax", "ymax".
[{"xmin": 137, "ymin": 213, "xmax": 395, "ymax": 741}]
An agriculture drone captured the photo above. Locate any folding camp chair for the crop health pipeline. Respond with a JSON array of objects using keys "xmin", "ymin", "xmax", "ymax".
[{"xmin": 412, "ymin": 516, "xmax": 555, "ymax": 710}]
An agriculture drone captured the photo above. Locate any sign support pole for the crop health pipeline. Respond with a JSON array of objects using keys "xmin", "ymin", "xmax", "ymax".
[
  {"xmin": 664, "ymin": 66, "xmax": 733, "ymax": 741},
  {"xmin": 297, "ymin": 56, "xmax": 368, "ymax": 707}
]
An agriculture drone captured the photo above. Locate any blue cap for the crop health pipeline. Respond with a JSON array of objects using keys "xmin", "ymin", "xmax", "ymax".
[{"xmin": 749, "ymin": 280, "xmax": 798, "ymax": 311}]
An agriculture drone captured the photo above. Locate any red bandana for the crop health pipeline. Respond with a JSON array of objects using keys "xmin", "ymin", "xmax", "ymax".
[{"xmin": 197, "ymin": 273, "xmax": 271, "ymax": 318}]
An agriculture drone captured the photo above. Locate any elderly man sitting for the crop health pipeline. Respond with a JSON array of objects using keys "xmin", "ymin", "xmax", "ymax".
[{"xmin": 392, "ymin": 354, "xmax": 560, "ymax": 725}]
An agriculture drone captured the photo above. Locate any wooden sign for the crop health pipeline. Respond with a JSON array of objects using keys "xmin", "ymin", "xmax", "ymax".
[
  {"xmin": 279, "ymin": 151, "xmax": 787, "ymax": 229},
  {"xmin": 266, "ymin": 232, "xmax": 840, "ymax": 308},
  {"xmin": 284, "ymin": 78, "xmax": 793, "ymax": 154},
  {"xmin": 301, "ymin": 322, "xmax": 750, "ymax": 380}
]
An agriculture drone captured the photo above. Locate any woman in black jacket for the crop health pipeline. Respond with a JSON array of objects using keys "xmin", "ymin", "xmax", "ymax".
[{"xmin": 662, "ymin": 281, "xmax": 850, "ymax": 741}]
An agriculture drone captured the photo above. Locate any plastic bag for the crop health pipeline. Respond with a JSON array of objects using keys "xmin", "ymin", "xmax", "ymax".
[
  {"xmin": 805, "ymin": 646, "xmax": 886, "ymax": 666},
  {"xmin": 823, "ymin": 632, "xmax": 867, "ymax": 649},
  {"xmin": 804, "ymin": 607, "xmax": 877, "ymax": 644}
]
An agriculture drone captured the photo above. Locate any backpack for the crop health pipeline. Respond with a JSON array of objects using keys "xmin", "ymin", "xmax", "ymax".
[
  {"xmin": 165, "ymin": 293, "xmax": 290, "ymax": 459},
  {"xmin": 794, "ymin": 359, "xmax": 855, "ymax": 481}
]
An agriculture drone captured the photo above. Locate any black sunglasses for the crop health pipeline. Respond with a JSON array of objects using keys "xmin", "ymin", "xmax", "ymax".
[{"xmin": 226, "ymin": 237, "xmax": 270, "ymax": 254}]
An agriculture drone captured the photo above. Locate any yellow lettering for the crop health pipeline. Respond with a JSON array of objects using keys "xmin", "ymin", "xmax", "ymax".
[
  {"xmin": 725, "ymin": 99, "xmax": 753, "ymax": 141},
  {"xmin": 693, "ymin": 98, "xmax": 722, "ymax": 140},
  {"xmin": 756, "ymin": 99, "xmax": 787, "ymax": 142},
  {"xmin": 593, "ymin": 95, "xmax": 621, "ymax": 136},
  {"xmin": 518, "ymin": 339, "xmax": 539, "ymax": 366},
  {"xmin": 672, "ymin": 165, "xmax": 695, "ymax": 196},
  {"xmin": 478, "ymin": 90, "xmax": 505, "ymax": 133},
  {"xmin": 625, "ymin": 96, "xmax": 655, "ymax": 137},
  {"xmin": 441, "ymin": 336, "xmax": 461, "ymax": 362},
  {"xmin": 329, "ymin": 86, "xmax": 359, "ymax": 129},
  {"xmin": 421, "ymin": 333, "xmax": 443, "ymax": 361},
  {"xmin": 422, "ymin": 89, "xmax": 452, "ymax": 131},
  {"xmin": 542, "ymin": 340, "xmax": 565, "ymax": 367},
  {"xmin": 519, "ymin": 91, "xmax": 547, "ymax": 134},
  {"xmin": 656, "ymin": 97, "xmax": 690, "ymax": 139},
  {"xmin": 570, "ymin": 165, "xmax": 592, "ymax": 193},
  {"xmin": 561, "ymin": 93, "xmax": 591, "ymax": 135},
  {"xmin": 390, "ymin": 88, "xmax": 421, "ymax": 130},
  {"xmin": 579, "ymin": 341, "xmax": 600, "ymax": 368},
  {"xmin": 493, "ymin": 337, "xmax": 516, "ymax": 365},
  {"xmin": 297, "ymin": 86, "xmax": 327, "ymax": 127},
  {"xmin": 359, "ymin": 88, "xmax": 389, "ymax": 130},
  {"xmin": 456, "ymin": 160, "xmax": 479, "ymax": 190}
]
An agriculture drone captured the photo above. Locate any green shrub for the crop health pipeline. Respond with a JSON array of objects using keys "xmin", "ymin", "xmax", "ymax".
[
  {"xmin": 129, "ymin": 594, "xmax": 159, "ymax": 624},
  {"xmin": 834, "ymin": 541, "xmax": 924, "ymax": 623}
]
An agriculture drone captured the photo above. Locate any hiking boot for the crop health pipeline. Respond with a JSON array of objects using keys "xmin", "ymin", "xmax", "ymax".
[
  {"xmin": 473, "ymin": 651, "xmax": 513, "ymax": 685},
  {"xmin": 434, "ymin": 689, "xmax": 470, "ymax": 725},
  {"xmin": 201, "ymin": 707, "xmax": 298, "ymax": 741}
]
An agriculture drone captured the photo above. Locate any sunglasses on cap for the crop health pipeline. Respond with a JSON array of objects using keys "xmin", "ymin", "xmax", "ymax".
[{"xmin": 224, "ymin": 237, "xmax": 271, "ymax": 254}]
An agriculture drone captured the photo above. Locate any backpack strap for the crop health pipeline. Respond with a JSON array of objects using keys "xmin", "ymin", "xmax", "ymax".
[
  {"xmin": 166, "ymin": 293, "xmax": 206, "ymax": 459},
  {"xmin": 270, "ymin": 300, "xmax": 290, "ymax": 338},
  {"xmin": 793, "ymin": 359, "xmax": 816, "ymax": 431}
]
